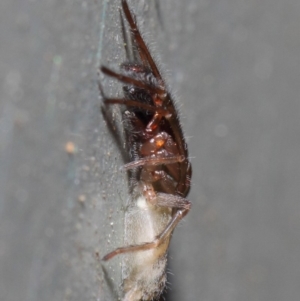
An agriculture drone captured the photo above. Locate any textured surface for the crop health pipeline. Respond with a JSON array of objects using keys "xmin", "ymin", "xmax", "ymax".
[{"xmin": 1, "ymin": 0, "xmax": 300, "ymax": 301}]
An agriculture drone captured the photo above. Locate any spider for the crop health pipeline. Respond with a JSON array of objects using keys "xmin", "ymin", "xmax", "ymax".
[{"xmin": 99, "ymin": 1, "xmax": 192, "ymax": 300}]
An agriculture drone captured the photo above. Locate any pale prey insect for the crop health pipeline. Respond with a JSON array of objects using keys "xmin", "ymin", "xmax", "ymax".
[{"xmin": 99, "ymin": 1, "xmax": 192, "ymax": 300}]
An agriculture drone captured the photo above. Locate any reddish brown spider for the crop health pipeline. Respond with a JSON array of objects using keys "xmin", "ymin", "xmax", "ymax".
[{"xmin": 99, "ymin": 1, "xmax": 192, "ymax": 300}]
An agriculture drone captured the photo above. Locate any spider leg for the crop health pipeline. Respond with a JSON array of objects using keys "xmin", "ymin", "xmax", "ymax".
[
  {"xmin": 122, "ymin": 155, "xmax": 184, "ymax": 170},
  {"xmin": 121, "ymin": 0, "xmax": 162, "ymax": 80},
  {"xmin": 155, "ymin": 193, "xmax": 191, "ymax": 210},
  {"xmin": 101, "ymin": 66, "xmax": 164, "ymax": 95}
]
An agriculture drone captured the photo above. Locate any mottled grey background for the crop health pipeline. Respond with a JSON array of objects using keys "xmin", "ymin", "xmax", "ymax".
[{"xmin": 1, "ymin": 0, "xmax": 300, "ymax": 301}]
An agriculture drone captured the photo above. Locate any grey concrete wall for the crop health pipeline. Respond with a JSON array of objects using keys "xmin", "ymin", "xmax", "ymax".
[{"xmin": 1, "ymin": 0, "xmax": 300, "ymax": 301}]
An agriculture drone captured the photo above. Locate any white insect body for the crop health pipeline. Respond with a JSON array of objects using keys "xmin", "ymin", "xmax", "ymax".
[{"xmin": 122, "ymin": 193, "xmax": 172, "ymax": 301}]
